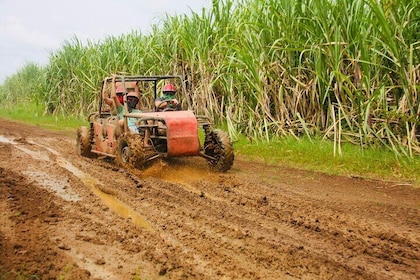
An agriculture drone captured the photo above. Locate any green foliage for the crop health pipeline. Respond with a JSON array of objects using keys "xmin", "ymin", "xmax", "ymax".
[
  {"xmin": 0, "ymin": 0, "xmax": 419, "ymax": 157},
  {"xmin": 0, "ymin": 62, "xmax": 45, "ymax": 108},
  {"xmin": 0, "ymin": 102, "xmax": 85, "ymax": 132},
  {"xmin": 235, "ymin": 135, "xmax": 420, "ymax": 185}
]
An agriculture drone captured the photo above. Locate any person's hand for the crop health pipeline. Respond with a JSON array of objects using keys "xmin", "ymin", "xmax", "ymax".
[{"xmin": 110, "ymin": 75, "xmax": 117, "ymax": 98}]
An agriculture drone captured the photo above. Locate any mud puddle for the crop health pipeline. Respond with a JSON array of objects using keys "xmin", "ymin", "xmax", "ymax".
[
  {"xmin": 0, "ymin": 135, "xmax": 154, "ymax": 230},
  {"xmin": 22, "ymin": 169, "xmax": 81, "ymax": 202}
]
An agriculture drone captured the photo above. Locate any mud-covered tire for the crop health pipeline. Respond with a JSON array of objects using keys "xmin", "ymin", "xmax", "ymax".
[
  {"xmin": 204, "ymin": 129, "xmax": 234, "ymax": 172},
  {"xmin": 76, "ymin": 126, "xmax": 95, "ymax": 158},
  {"xmin": 116, "ymin": 134, "xmax": 145, "ymax": 169}
]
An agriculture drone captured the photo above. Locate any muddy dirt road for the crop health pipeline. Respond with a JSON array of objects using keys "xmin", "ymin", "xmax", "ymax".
[{"xmin": 0, "ymin": 118, "xmax": 418, "ymax": 280}]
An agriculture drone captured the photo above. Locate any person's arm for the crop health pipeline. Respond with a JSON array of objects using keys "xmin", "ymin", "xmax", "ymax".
[
  {"xmin": 134, "ymin": 81, "xmax": 141, "ymax": 96},
  {"xmin": 155, "ymin": 97, "xmax": 178, "ymax": 109},
  {"xmin": 155, "ymin": 98, "xmax": 164, "ymax": 109},
  {"xmin": 171, "ymin": 98, "xmax": 179, "ymax": 106},
  {"xmin": 102, "ymin": 80, "xmax": 114, "ymax": 107},
  {"xmin": 111, "ymin": 75, "xmax": 122, "ymax": 107},
  {"xmin": 170, "ymin": 98, "xmax": 181, "ymax": 110}
]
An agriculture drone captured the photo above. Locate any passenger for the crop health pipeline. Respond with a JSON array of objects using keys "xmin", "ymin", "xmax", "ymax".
[
  {"xmin": 155, "ymin": 84, "xmax": 180, "ymax": 111},
  {"xmin": 116, "ymin": 84, "xmax": 142, "ymax": 133},
  {"xmin": 102, "ymin": 77, "xmax": 125, "ymax": 115}
]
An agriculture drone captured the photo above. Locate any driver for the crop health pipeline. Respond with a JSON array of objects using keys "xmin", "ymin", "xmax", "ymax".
[{"xmin": 155, "ymin": 84, "xmax": 180, "ymax": 111}]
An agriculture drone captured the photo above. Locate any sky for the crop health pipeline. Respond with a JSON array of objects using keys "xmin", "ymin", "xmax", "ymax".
[{"xmin": 0, "ymin": 0, "xmax": 210, "ymax": 83}]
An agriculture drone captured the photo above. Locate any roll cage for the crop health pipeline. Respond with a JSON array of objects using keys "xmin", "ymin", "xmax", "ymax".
[{"xmin": 98, "ymin": 75, "xmax": 191, "ymax": 115}]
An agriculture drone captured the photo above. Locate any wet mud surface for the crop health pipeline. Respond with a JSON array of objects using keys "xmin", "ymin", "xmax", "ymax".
[{"xmin": 0, "ymin": 118, "xmax": 419, "ymax": 279}]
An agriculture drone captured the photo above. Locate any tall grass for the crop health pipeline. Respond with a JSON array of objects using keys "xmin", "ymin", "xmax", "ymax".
[{"xmin": 0, "ymin": 0, "xmax": 419, "ymax": 157}]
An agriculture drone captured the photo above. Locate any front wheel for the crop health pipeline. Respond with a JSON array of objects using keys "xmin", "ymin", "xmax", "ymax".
[
  {"xmin": 116, "ymin": 134, "xmax": 145, "ymax": 169},
  {"xmin": 204, "ymin": 129, "xmax": 234, "ymax": 172},
  {"xmin": 76, "ymin": 126, "xmax": 95, "ymax": 158}
]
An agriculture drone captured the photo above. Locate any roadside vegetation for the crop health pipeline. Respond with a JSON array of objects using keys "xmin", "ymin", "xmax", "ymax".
[
  {"xmin": 1, "ymin": 104, "xmax": 419, "ymax": 185},
  {"xmin": 0, "ymin": 0, "xmax": 419, "ymax": 184}
]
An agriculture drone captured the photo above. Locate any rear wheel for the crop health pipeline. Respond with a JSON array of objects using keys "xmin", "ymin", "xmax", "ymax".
[
  {"xmin": 76, "ymin": 126, "xmax": 95, "ymax": 158},
  {"xmin": 116, "ymin": 134, "xmax": 145, "ymax": 169},
  {"xmin": 204, "ymin": 129, "xmax": 234, "ymax": 172}
]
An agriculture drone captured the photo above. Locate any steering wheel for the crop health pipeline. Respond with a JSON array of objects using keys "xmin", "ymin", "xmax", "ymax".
[
  {"xmin": 162, "ymin": 107, "xmax": 176, "ymax": 112},
  {"xmin": 156, "ymin": 99, "xmax": 177, "ymax": 112}
]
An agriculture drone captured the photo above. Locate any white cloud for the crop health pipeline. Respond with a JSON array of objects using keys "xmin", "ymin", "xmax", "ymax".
[
  {"xmin": 0, "ymin": 15, "xmax": 60, "ymax": 49},
  {"xmin": 0, "ymin": 0, "xmax": 210, "ymax": 83}
]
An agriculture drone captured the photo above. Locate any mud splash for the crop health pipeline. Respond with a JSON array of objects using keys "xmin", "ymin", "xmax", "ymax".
[{"xmin": 142, "ymin": 160, "xmax": 224, "ymax": 201}]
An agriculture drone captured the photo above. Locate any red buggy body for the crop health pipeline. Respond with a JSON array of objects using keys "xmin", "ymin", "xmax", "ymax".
[
  {"xmin": 76, "ymin": 75, "xmax": 234, "ymax": 172},
  {"xmin": 140, "ymin": 111, "xmax": 200, "ymax": 156}
]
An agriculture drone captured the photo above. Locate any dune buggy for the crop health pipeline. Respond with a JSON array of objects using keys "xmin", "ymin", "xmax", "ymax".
[{"xmin": 76, "ymin": 75, "xmax": 234, "ymax": 172}]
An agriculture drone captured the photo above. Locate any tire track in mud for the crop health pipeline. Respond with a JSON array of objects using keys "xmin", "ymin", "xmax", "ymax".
[
  {"xmin": 6, "ymin": 136, "xmax": 229, "ymax": 279},
  {"xmin": 221, "ymin": 180, "xmax": 420, "ymax": 279},
  {"xmin": 67, "ymin": 158, "xmax": 320, "ymax": 278},
  {"xmin": 0, "ymin": 135, "xmax": 174, "ymax": 279},
  {"xmin": 113, "ymin": 162, "xmax": 420, "ymax": 279},
  {"xmin": 1, "ymin": 118, "xmax": 419, "ymax": 280}
]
